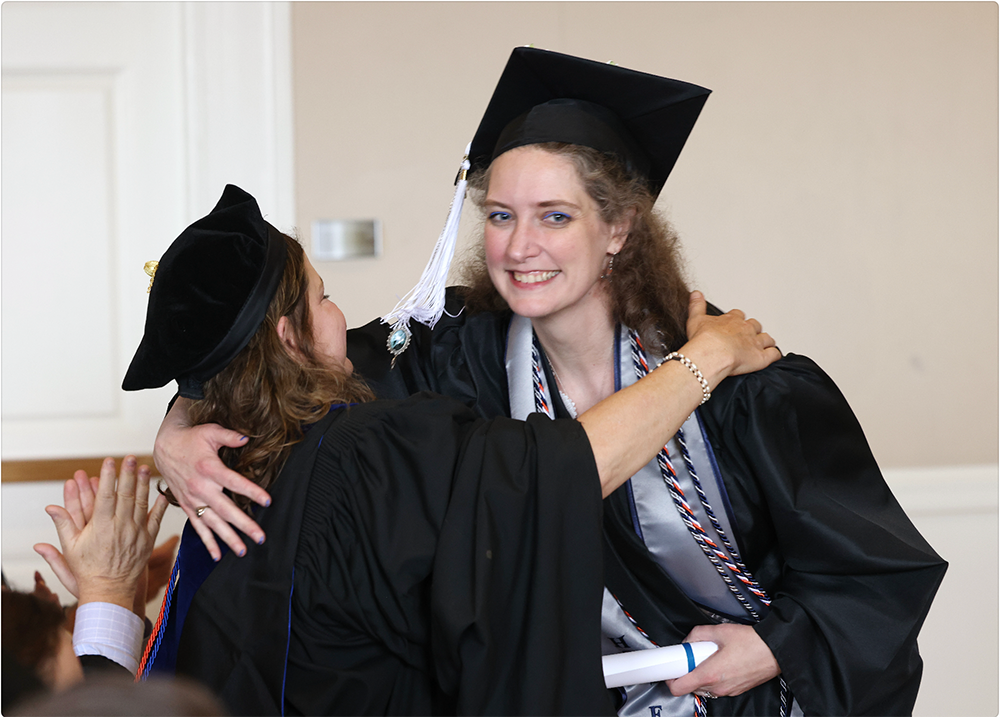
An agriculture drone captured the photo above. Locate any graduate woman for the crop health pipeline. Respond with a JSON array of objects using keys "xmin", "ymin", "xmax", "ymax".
[
  {"xmin": 155, "ymin": 50, "xmax": 946, "ymax": 716},
  {"xmin": 127, "ymin": 184, "xmax": 777, "ymax": 715}
]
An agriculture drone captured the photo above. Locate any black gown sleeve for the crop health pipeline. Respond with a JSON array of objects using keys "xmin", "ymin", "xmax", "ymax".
[
  {"xmin": 290, "ymin": 395, "xmax": 614, "ymax": 716},
  {"xmin": 702, "ymin": 354, "xmax": 947, "ymax": 715}
]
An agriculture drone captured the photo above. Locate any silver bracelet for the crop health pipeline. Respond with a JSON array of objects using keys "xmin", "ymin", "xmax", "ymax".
[{"xmin": 659, "ymin": 352, "xmax": 711, "ymax": 405}]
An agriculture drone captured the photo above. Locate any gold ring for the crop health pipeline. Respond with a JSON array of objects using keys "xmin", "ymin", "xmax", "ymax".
[{"xmin": 196, "ymin": 506, "xmax": 209, "ymax": 517}]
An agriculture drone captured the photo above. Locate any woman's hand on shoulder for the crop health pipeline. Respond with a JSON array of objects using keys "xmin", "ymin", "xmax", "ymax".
[
  {"xmin": 682, "ymin": 291, "xmax": 780, "ymax": 387},
  {"xmin": 667, "ymin": 623, "xmax": 781, "ymax": 699},
  {"xmin": 155, "ymin": 398, "xmax": 271, "ymax": 560}
]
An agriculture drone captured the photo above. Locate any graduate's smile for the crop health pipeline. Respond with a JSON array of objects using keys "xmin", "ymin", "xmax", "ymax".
[
  {"xmin": 483, "ymin": 146, "xmax": 626, "ymax": 322},
  {"xmin": 510, "ymin": 270, "xmax": 560, "ymax": 286}
]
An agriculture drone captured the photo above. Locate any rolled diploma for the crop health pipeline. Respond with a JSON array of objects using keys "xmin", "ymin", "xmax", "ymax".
[{"xmin": 603, "ymin": 642, "xmax": 718, "ymax": 689}]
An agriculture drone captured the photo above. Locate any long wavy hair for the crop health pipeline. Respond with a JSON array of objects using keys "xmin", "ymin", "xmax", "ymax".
[
  {"xmin": 183, "ymin": 233, "xmax": 374, "ymax": 511},
  {"xmin": 460, "ymin": 142, "xmax": 692, "ymax": 353}
]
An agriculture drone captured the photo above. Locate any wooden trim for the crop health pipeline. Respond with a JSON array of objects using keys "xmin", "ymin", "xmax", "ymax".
[{"xmin": 2, "ymin": 456, "xmax": 159, "ymax": 483}]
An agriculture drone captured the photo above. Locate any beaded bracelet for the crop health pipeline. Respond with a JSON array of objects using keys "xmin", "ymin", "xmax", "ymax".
[{"xmin": 659, "ymin": 352, "xmax": 711, "ymax": 405}]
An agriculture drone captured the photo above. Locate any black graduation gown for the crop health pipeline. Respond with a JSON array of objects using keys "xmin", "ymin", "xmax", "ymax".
[
  {"xmin": 174, "ymin": 394, "xmax": 613, "ymax": 716},
  {"xmin": 346, "ymin": 289, "xmax": 947, "ymax": 716}
]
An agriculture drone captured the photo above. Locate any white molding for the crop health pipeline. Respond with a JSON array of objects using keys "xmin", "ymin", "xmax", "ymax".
[
  {"xmin": 266, "ymin": 2, "xmax": 296, "ymax": 232},
  {"xmin": 180, "ymin": 1, "xmax": 295, "ymax": 229},
  {"xmin": 1, "ymin": 2, "xmax": 295, "ymax": 461},
  {"xmin": 882, "ymin": 464, "xmax": 997, "ymax": 516}
]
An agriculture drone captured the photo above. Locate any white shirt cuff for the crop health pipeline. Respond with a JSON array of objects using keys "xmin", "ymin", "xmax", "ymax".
[{"xmin": 73, "ymin": 601, "xmax": 144, "ymax": 675}]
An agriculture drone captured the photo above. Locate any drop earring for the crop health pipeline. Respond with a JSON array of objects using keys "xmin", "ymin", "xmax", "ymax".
[{"xmin": 601, "ymin": 253, "xmax": 617, "ymax": 280}]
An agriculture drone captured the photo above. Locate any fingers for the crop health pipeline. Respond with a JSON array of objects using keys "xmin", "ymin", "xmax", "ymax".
[
  {"xmin": 747, "ymin": 318, "xmax": 762, "ymax": 334},
  {"xmin": 199, "ymin": 508, "xmax": 250, "ymax": 559},
  {"xmin": 133, "ymin": 463, "xmax": 151, "ymax": 526},
  {"xmin": 688, "ymin": 290, "xmax": 707, "ymax": 319},
  {"xmin": 205, "ymin": 423, "xmax": 252, "ymax": 451},
  {"xmin": 669, "ymin": 664, "xmax": 708, "ymax": 697},
  {"xmin": 203, "ymin": 459, "xmax": 271, "ymax": 510},
  {"xmin": 43, "ymin": 504, "xmax": 78, "ymax": 547},
  {"xmin": 154, "ymin": 413, "xmax": 268, "ymax": 555},
  {"xmin": 33, "ymin": 543, "xmax": 79, "ymax": 599},
  {"xmin": 182, "ymin": 506, "xmax": 224, "ymax": 562},
  {"xmin": 670, "ymin": 625, "xmax": 722, "ymax": 696},
  {"xmin": 182, "ymin": 461, "xmax": 268, "ymax": 547},
  {"xmin": 93, "ymin": 457, "xmax": 117, "ymax": 523},
  {"xmin": 64, "ymin": 475, "xmax": 86, "ymax": 532},
  {"xmin": 146, "ymin": 494, "xmax": 170, "ymax": 545},
  {"xmin": 76, "ymin": 471, "xmax": 98, "ymax": 524},
  {"xmin": 199, "ymin": 483, "xmax": 267, "ymax": 546},
  {"xmin": 114, "ymin": 456, "xmax": 139, "ymax": 525}
]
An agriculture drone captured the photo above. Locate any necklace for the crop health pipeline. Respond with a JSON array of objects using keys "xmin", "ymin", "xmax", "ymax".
[{"xmin": 544, "ymin": 357, "xmax": 578, "ymax": 418}]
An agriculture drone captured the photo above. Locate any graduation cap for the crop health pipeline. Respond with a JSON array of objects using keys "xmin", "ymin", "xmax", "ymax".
[
  {"xmin": 469, "ymin": 47, "xmax": 711, "ymax": 196},
  {"xmin": 382, "ymin": 47, "xmax": 710, "ymax": 359},
  {"xmin": 122, "ymin": 184, "xmax": 287, "ymax": 400}
]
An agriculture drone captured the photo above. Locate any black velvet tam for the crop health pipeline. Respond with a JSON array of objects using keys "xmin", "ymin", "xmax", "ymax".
[
  {"xmin": 469, "ymin": 47, "xmax": 712, "ymax": 197},
  {"xmin": 122, "ymin": 184, "xmax": 287, "ymax": 399}
]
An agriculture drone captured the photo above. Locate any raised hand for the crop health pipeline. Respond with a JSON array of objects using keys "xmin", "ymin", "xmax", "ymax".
[{"xmin": 34, "ymin": 456, "xmax": 169, "ymax": 611}]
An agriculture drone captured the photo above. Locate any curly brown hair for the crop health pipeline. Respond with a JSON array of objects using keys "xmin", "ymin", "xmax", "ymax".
[
  {"xmin": 184, "ymin": 233, "xmax": 374, "ymax": 511},
  {"xmin": 459, "ymin": 143, "xmax": 692, "ymax": 353}
]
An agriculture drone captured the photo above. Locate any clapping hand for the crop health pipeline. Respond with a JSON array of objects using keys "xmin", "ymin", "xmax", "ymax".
[{"xmin": 34, "ymin": 456, "xmax": 169, "ymax": 613}]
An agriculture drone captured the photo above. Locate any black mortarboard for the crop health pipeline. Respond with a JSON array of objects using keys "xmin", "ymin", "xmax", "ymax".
[
  {"xmin": 468, "ymin": 47, "xmax": 712, "ymax": 196},
  {"xmin": 122, "ymin": 184, "xmax": 287, "ymax": 399}
]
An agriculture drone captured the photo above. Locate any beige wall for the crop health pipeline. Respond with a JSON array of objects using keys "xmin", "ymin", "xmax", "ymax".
[{"xmin": 291, "ymin": 1, "xmax": 997, "ymax": 469}]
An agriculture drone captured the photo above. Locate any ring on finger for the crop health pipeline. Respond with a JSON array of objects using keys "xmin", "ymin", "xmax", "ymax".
[
  {"xmin": 695, "ymin": 690, "xmax": 717, "ymax": 699},
  {"xmin": 196, "ymin": 506, "xmax": 209, "ymax": 518}
]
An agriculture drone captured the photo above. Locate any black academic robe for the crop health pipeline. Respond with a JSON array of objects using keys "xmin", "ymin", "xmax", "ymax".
[
  {"xmin": 346, "ymin": 288, "xmax": 947, "ymax": 717},
  {"xmin": 175, "ymin": 395, "xmax": 613, "ymax": 716}
]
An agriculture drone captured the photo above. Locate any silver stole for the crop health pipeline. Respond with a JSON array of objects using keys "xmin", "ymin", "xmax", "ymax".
[{"xmin": 506, "ymin": 316, "xmax": 778, "ymax": 717}]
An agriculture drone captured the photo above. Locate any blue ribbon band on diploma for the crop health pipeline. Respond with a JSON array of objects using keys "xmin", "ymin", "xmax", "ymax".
[{"xmin": 684, "ymin": 642, "xmax": 695, "ymax": 672}]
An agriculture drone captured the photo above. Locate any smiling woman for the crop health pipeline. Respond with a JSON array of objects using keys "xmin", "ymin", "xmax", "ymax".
[
  {"xmin": 482, "ymin": 146, "xmax": 629, "ymax": 332},
  {"xmin": 358, "ymin": 48, "xmax": 947, "ymax": 717}
]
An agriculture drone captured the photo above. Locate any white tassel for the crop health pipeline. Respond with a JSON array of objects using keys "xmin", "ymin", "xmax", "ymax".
[{"xmin": 382, "ymin": 145, "xmax": 471, "ymax": 363}]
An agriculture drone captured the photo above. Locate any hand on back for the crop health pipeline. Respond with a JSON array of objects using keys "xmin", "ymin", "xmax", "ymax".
[{"xmin": 154, "ymin": 398, "xmax": 270, "ymax": 560}]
